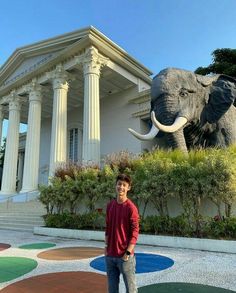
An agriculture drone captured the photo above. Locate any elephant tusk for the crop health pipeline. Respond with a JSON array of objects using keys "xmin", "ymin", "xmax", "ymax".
[
  {"xmin": 151, "ymin": 111, "xmax": 188, "ymax": 133},
  {"xmin": 128, "ymin": 124, "xmax": 159, "ymax": 140}
]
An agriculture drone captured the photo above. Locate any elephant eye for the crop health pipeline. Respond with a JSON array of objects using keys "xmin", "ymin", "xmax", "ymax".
[
  {"xmin": 179, "ymin": 88, "xmax": 195, "ymax": 97},
  {"xmin": 179, "ymin": 88, "xmax": 189, "ymax": 97}
]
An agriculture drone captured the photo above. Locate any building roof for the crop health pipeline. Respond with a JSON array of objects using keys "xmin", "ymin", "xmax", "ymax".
[{"xmin": 0, "ymin": 26, "xmax": 152, "ymax": 96}]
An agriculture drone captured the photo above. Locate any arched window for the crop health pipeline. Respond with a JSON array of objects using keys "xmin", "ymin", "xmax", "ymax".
[{"xmin": 69, "ymin": 128, "xmax": 78, "ymax": 162}]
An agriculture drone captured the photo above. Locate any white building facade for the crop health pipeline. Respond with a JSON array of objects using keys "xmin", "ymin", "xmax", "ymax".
[{"xmin": 0, "ymin": 27, "xmax": 156, "ymax": 195}]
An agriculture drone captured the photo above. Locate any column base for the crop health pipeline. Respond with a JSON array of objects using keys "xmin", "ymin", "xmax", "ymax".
[
  {"xmin": 20, "ymin": 188, "xmax": 38, "ymax": 194},
  {"xmin": 0, "ymin": 190, "xmax": 16, "ymax": 196}
]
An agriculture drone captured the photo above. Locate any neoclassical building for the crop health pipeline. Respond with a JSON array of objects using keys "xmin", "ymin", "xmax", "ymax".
[{"xmin": 0, "ymin": 26, "xmax": 156, "ymax": 196}]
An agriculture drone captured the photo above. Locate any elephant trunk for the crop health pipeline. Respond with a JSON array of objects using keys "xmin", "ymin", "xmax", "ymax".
[
  {"xmin": 165, "ymin": 130, "xmax": 188, "ymax": 152},
  {"xmin": 153, "ymin": 97, "xmax": 188, "ymax": 152}
]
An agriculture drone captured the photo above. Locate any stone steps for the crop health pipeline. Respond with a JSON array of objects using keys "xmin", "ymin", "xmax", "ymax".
[
  {"xmin": 0, "ymin": 199, "xmax": 46, "ymax": 212},
  {"xmin": 0, "ymin": 212, "xmax": 45, "ymax": 232},
  {"xmin": 0, "ymin": 195, "xmax": 46, "ymax": 231}
]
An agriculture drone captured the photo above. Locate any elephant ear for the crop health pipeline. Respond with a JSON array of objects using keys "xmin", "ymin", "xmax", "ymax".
[
  {"xmin": 196, "ymin": 74, "xmax": 218, "ymax": 87},
  {"xmin": 200, "ymin": 75, "xmax": 236, "ymax": 124}
]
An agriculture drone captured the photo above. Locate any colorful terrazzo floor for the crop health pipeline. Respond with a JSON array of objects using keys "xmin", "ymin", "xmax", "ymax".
[{"xmin": 0, "ymin": 230, "xmax": 235, "ymax": 292}]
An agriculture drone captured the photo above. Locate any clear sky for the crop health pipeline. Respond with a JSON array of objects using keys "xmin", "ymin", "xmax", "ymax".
[{"xmin": 1, "ymin": 0, "xmax": 236, "ymax": 137}]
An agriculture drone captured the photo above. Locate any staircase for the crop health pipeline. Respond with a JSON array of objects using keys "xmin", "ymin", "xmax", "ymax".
[{"xmin": 0, "ymin": 192, "xmax": 46, "ymax": 232}]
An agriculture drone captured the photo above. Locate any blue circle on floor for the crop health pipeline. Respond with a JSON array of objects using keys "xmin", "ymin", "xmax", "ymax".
[{"xmin": 90, "ymin": 253, "xmax": 174, "ymax": 273}]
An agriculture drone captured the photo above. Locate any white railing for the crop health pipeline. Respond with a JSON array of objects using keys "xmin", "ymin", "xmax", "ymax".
[{"xmin": 0, "ymin": 190, "xmax": 40, "ymax": 210}]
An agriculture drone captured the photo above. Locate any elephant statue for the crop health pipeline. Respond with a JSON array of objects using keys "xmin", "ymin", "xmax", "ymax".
[{"xmin": 129, "ymin": 68, "xmax": 236, "ymax": 152}]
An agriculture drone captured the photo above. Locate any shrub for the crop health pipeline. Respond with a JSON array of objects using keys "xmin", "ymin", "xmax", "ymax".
[
  {"xmin": 39, "ymin": 147, "xmax": 236, "ymax": 239},
  {"xmin": 80, "ymin": 167, "xmax": 101, "ymax": 212},
  {"xmin": 79, "ymin": 212, "xmax": 106, "ymax": 230},
  {"xmin": 43, "ymin": 213, "xmax": 79, "ymax": 229},
  {"xmin": 170, "ymin": 215, "xmax": 194, "ymax": 237},
  {"xmin": 54, "ymin": 162, "xmax": 82, "ymax": 180},
  {"xmin": 43, "ymin": 212, "xmax": 105, "ymax": 230},
  {"xmin": 104, "ymin": 150, "xmax": 137, "ymax": 173},
  {"xmin": 140, "ymin": 215, "xmax": 171, "ymax": 235},
  {"xmin": 205, "ymin": 216, "xmax": 236, "ymax": 239}
]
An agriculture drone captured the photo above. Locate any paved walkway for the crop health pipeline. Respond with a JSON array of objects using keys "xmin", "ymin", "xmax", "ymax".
[{"xmin": 0, "ymin": 229, "xmax": 235, "ymax": 292}]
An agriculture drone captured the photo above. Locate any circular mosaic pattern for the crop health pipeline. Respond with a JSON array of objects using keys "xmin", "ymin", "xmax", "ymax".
[
  {"xmin": 38, "ymin": 246, "xmax": 104, "ymax": 260},
  {"xmin": 138, "ymin": 282, "xmax": 235, "ymax": 293},
  {"xmin": 1, "ymin": 271, "xmax": 107, "ymax": 293},
  {"xmin": 0, "ymin": 243, "xmax": 11, "ymax": 251},
  {"xmin": 0, "ymin": 257, "xmax": 37, "ymax": 283},
  {"xmin": 19, "ymin": 243, "xmax": 56, "ymax": 249},
  {"xmin": 90, "ymin": 253, "xmax": 174, "ymax": 273}
]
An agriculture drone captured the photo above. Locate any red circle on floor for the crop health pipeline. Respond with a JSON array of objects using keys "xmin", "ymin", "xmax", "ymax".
[
  {"xmin": 37, "ymin": 246, "xmax": 104, "ymax": 260},
  {"xmin": 1, "ymin": 271, "xmax": 107, "ymax": 293},
  {"xmin": 0, "ymin": 243, "xmax": 11, "ymax": 251}
]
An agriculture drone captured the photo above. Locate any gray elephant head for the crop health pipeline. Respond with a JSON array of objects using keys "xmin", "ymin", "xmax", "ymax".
[{"xmin": 129, "ymin": 68, "xmax": 236, "ymax": 151}]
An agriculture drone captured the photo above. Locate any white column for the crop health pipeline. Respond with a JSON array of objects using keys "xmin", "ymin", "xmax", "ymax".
[
  {"xmin": 78, "ymin": 129, "xmax": 83, "ymax": 162},
  {"xmin": 17, "ymin": 152, "xmax": 24, "ymax": 192},
  {"xmin": 0, "ymin": 105, "xmax": 4, "ymax": 145},
  {"xmin": 21, "ymin": 84, "xmax": 42, "ymax": 192},
  {"xmin": 0, "ymin": 97, "xmax": 21, "ymax": 194},
  {"xmin": 49, "ymin": 66, "xmax": 69, "ymax": 177},
  {"xmin": 82, "ymin": 47, "xmax": 108, "ymax": 165}
]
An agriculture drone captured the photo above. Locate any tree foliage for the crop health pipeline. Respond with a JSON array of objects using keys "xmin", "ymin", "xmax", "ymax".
[{"xmin": 195, "ymin": 48, "xmax": 236, "ymax": 78}]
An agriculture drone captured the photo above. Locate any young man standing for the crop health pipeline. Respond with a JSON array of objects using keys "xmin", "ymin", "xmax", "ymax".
[{"xmin": 105, "ymin": 174, "xmax": 139, "ymax": 293}]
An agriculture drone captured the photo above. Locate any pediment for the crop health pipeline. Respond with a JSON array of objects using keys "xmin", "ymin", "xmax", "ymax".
[
  {"xmin": 3, "ymin": 51, "xmax": 62, "ymax": 86},
  {"xmin": 0, "ymin": 27, "xmax": 91, "ymax": 87}
]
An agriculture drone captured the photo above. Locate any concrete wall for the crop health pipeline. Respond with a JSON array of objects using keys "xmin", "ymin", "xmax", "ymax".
[
  {"xmin": 139, "ymin": 197, "xmax": 236, "ymax": 218},
  {"xmin": 100, "ymin": 86, "xmax": 142, "ymax": 156}
]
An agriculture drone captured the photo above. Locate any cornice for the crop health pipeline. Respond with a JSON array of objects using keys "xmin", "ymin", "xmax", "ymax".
[
  {"xmin": 88, "ymin": 34, "xmax": 152, "ymax": 84},
  {"xmin": 0, "ymin": 37, "xmax": 90, "ymax": 96},
  {"xmin": 129, "ymin": 89, "xmax": 151, "ymax": 104},
  {"xmin": 132, "ymin": 109, "xmax": 150, "ymax": 118},
  {"xmin": 0, "ymin": 27, "xmax": 92, "ymax": 76},
  {"xmin": 89, "ymin": 27, "xmax": 153, "ymax": 77},
  {"xmin": 129, "ymin": 89, "xmax": 151, "ymax": 118}
]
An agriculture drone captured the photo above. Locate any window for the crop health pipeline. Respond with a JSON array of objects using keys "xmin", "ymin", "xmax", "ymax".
[{"xmin": 69, "ymin": 128, "xmax": 78, "ymax": 162}]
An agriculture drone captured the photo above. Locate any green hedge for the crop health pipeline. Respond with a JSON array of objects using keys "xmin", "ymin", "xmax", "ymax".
[
  {"xmin": 39, "ymin": 148, "xmax": 236, "ymax": 239},
  {"xmin": 43, "ymin": 212, "xmax": 236, "ymax": 239},
  {"xmin": 43, "ymin": 211, "xmax": 105, "ymax": 230}
]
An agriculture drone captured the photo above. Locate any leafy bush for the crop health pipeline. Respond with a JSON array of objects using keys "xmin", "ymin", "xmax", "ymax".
[
  {"xmin": 43, "ymin": 213, "xmax": 80, "ymax": 229},
  {"xmin": 79, "ymin": 211, "xmax": 106, "ymax": 230},
  {"xmin": 104, "ymin": 150, "xmax": 137, "ymax": 173},
  {"xmin": 140, "ymin": 216, "xmax": 171, "ymax": 235},
  {"xmin": 169, "ymin": 215, "xmax": 194, "ymax": 237},
  {"xmin": 43, "ymin": 212, "xmax": 105, "ymax": 230},
  {"xmin": 205, "ymin": 216, "xmax": 236, "ymax": 239},
  {"xmin": 39, "ymin": 147, "xmax": 236, "ymax": 239}
]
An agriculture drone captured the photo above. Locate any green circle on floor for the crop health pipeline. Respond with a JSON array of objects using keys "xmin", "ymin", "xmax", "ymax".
[
  {"xmin": 0, "ymin": 257, "xmax": 37, "ymax": 283},
  {"xmin": 138, "ymin": 282, "xmax": 235, "ymax": 293},
  {"xmin": 19, "ymin": 243, "xmax": 56, "ymax": 249}
]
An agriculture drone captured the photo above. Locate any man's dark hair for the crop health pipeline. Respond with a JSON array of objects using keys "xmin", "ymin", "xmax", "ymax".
[{"xmin": 116, "ymin": 174, "xmax": 132, "ymax": 186}]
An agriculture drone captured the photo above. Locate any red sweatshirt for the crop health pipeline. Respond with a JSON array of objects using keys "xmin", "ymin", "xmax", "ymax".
[{"xmin": 105, "ymin": 198, "xmax": 139, "ymax": 257}]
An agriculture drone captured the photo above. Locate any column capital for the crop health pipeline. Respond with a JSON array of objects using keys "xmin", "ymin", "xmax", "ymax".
[
  {"xmin": 24, "ymin": 79, "xmax": 43, "ymax": 102},
  {"xmin": 8, "ymin": 92, "xmax": 22, "ymax": 111},
  {"xmin": 81, "ymin": 46, "xmax": 109, "ymax": 76},
  {"xmin": 52, "ymin": 64, "xmax": 69, "ymax": 90}
]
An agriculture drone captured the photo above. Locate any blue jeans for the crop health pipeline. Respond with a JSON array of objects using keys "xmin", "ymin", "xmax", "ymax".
[{"xmin": 105, "ymin": 255, "xmax": 137, "ymax": 293}]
